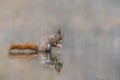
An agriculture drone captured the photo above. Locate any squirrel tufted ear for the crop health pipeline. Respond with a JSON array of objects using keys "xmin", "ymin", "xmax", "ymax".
[
  {"xmin": 57, "ymin": 28, "xmax": 61, "ymax": 35},
  {"xmin": 55, "ymin": 28, "xmax": 61, "ymax": 37}
]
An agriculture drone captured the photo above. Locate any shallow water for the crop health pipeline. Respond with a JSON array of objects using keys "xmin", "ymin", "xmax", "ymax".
[
  {"xmin": 1, "ymin": 40, "xmax": 120, "ymax": 80},
  {"xmin": 1, "ymin": 49, "xmax": 120, "ymax": 80}
]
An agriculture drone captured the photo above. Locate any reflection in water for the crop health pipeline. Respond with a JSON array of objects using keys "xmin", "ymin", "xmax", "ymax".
[
  {"xmin": 9, "ymin": 53, "xmax": 38, "ymax": 59},
  {"xmin": 38, "ymin": 52, "xmax": 63, "ymax": 73},
  {"xmin": 8, "ymin": 51, "xmax": 63, "ymax": 80}
]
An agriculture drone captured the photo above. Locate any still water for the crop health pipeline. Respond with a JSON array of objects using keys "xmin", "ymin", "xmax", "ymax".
[{"xmin": 1, "ymin": 47, "xmax": 120, "ymax": 80}]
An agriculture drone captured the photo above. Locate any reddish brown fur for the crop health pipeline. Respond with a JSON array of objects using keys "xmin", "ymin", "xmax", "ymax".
[
  {"xmin": 9, "ymin": 43, "xmax": 38, "ymax": 51},
  {"xmin": 9, "ymin": 53, "xmax": 37, "ymax": 58}
]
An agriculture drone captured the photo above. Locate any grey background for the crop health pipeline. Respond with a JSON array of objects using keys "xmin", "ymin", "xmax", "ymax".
[{"xmin": 0, "ymin": 0, "xmax": 120, "ymax": 80}]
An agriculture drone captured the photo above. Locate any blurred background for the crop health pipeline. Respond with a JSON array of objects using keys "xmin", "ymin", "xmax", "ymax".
[{"xmin": 0, "ymin": 0, "xmax": 120, "ymax": 80}]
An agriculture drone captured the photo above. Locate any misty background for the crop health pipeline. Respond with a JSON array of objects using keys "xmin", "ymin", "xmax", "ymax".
[{"xmin": 0, "ymin": 0, "xmax": 120, "ymax": 80}]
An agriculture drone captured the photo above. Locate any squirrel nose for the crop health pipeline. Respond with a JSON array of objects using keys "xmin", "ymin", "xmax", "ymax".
[{"xmin": 57, "ymin": 44, "xmax": 62, "ymax": 48}]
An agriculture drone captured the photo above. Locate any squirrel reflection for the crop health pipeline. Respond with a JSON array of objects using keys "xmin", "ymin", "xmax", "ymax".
[{"xmin": 38, "ymin": 52, "xmax": 62, "ymax": 73}]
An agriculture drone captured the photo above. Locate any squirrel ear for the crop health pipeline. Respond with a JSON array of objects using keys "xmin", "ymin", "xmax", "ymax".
[
  {"xmin": 57, "ymin": 28, "xmax": 61, "ymax": 35},
  {"xmin": 55, "ymin": 28, "xmax": 61, "ymax": 37}
]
